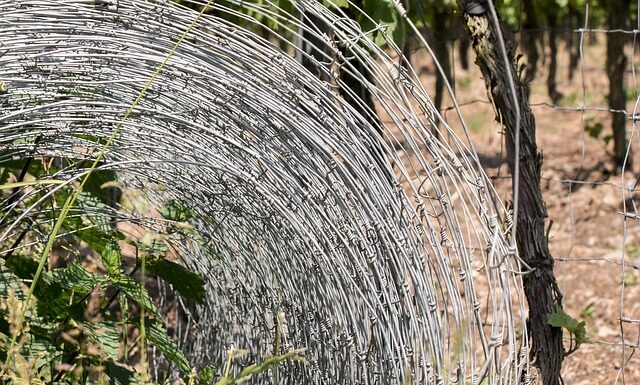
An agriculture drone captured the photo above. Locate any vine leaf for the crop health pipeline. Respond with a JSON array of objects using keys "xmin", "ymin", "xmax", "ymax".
[
  {"xmin": 323, "ymin": 0, "xmax": 349, "ymax": 9},
  {"xmin": 361, "ymin": 0, "xmax": 405, "ymax": 48},
  {"xmin": 548, "ymin": 308, "xmax": 588, "ymax": 353}
]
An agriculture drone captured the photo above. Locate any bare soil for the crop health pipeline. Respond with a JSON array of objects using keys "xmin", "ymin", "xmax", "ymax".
[{"xmin": 411, "ymin": 34, "xmax": 640, "ymax": 384}]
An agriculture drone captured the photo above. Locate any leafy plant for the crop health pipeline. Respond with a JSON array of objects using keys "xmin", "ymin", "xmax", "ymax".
[
  {"xmin": 360, "ymin": 0, "xmax": 405, "ymax": 48},
  {"xmin": 0, "ymin": 175, "xmax": 192, "ymax": 380},
  {"xmin": 0, "ymin": 2, "xmax": 300, "ymax": 383},
  {"xmin": 548, "ymin": 308, "xmax": 588, "ymax": 356},
  {"xmin": 0, "ymin": 140, "xmax": 301, "ymax": 385}
]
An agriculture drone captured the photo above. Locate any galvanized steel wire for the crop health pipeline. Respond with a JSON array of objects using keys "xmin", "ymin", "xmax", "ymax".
[{"xmin": 0, "ymin": 0, "xmax": 530, "ymax": 383}]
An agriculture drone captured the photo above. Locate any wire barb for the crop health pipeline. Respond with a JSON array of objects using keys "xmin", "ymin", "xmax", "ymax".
[{"xmin": 0, "ymin": 0, "xmax": 529, "ymax": 383}]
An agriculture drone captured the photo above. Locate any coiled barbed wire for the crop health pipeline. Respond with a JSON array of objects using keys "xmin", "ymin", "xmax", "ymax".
[{"xmin": 0, "ymin": 0, "xmax": 530, "ymax": 383}]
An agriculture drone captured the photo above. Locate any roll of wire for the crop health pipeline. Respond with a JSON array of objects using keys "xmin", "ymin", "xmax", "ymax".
[{"xmin": 0, "ymin": 1, "xmax": 528, "ymax": 383}]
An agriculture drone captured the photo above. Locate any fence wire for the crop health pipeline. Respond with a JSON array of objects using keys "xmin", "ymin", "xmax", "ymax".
[
  {"xmin": 425, "ymin": 3, "xmax": 640, "ymax": 384},
  {"xmin": 0, "ymin": 0, "xmax": 530, "ymax": 384}
]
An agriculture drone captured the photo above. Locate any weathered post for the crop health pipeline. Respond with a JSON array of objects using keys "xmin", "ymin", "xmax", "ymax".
[{"xmin": 458, "ymin": 2, "xmax": 565, "ymax": 384}]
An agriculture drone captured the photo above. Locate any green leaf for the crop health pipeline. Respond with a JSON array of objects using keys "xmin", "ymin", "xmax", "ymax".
[
  {"xmin": 603, "ymin": 134, "xmax": 614, "ymax": 145},
  {"xmin": 0, "ymin": 158, "xmax": 45, "ymax": 180},
  {"xmin": 199, "ymin": 365, "xmax": 216, "ymax": 384},
  {"xmin": 53, "ymin": 260, "xmax": 102, "ymax": 294},
  {"xmin": 584, "ymin": 121, "xmax": 604, "ymax": 139},
  {"xmin": 119, "ymin": 290, "xmax": 130, "ymax": 361},
  {"xmin": 361, "ymin": 0, "xmax": 405, "ymax": 48},
  {"xmin": 111, "ymin": 275, "xmax": 160, "ymax": 318},
  {"xmin": 548, "ymin": 309, "xmax": 579, "ymax": 330},
  {"xmin": 215, "ymin": 350, "xmax": 304, "ymax": 385},
  {"xmin": 272, "ymin": 0, "xmax": 296, "ymax": 32},
  {"xmin": 0, "ymin": 166, "xmax": 8, "ymax": 185},
  {"xmin": 102, "ymin": 241, "xmax": 123, "ymax": 277},
  {"xmin": 0, "ymin": 259, "xmax": 28, "ymax": 301},
  {"xmin": 548, "ymin": 308, "xmax": 588, "ymax": 346},
  {"xmin": 323, "ymin": 0, "xmax": 349, "ymax": 9},
  {"xmin": 51, "ymin": 191, "xmax": 125, "ymax": 255},
  {"xmin": 31, "ymin": 276, "xmax": 73, "ymax": 321},
  {"xmin": 31, "ymin": 261, "xmax": 102, "ymax": 321},
  {"xmin": 4, "ymin": 254, "xmax": 39, "ymax": 281},
  {"xmin": 147, "ymin": 259, "xmax": 205, "ymax": 304},
  {"xmin": 105, "ymin": 359, "xmax": 134, "ymax": 385},
  {"xmin": 0, "ymin": 261, "xmax": 61, "ymax": 347},
  {"xmin": 580, "ymin": 302, "xmax": 596, "ymax": 318},
  {"xmin": 160, "ymin": 200, "xmax": 195, "ymax": 222},
  {"xmin": 20, "ymin": 333, "xmax": 58, "ymax": 365},
  {"xmin": 574, "ymin": 321, "xmax": 587, "ymax": 345},
  {"xmin": 142, "ymin": 318, "xmax": 191, "ymax": 373},
  {"xmin": 83, "ymin": 168, "xmax": 120, "ymax": 206},
  {"xmin": 75, "ymin": 319, "xmax": 120, "ymax": 360}
]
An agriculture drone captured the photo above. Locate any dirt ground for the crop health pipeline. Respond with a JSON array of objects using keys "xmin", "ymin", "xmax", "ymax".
[{"xmin": 410, "ymin": 34, "xmax": 640, "ymax": 384}]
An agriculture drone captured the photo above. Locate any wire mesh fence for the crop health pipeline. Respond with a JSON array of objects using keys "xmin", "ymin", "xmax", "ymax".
[
  {"xmin": 420, "ymin": 4, "xmax": 640, "ymax": 384},
  {"xmin": 0, "ymin": 0, "xmax": 529, "ymax": 384},
  {"xmin": 2, "ymin": 0, "xmax": 640, "ymax": 384}
]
